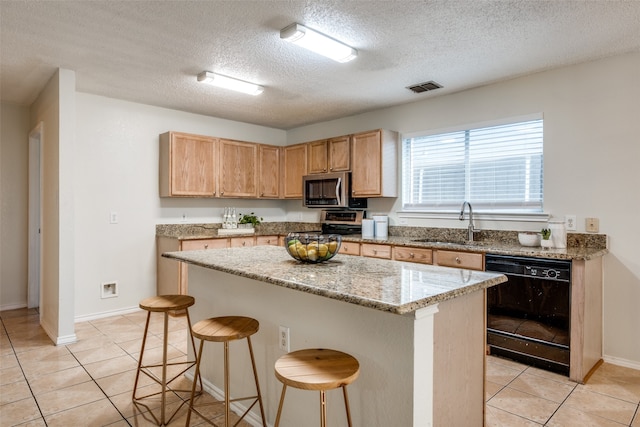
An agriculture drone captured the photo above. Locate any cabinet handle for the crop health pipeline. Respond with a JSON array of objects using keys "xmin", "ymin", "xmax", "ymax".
[
  {"xmin": 260, "ymin": 192, "xmax": 264, "ymax": 197},
  {"xmin": 220, "ymin": 191, "xmax": 224, "ymax": 196},
  {"xmin": 373, "ymin": 249, "xmax": 378, "ymax": 254},
  {"xmin": 409, "ymin": 253, "xmax": 415, "ymax": 258},
  {"xmin": 242, "ymin": 241, "xmax": 246, "ymax": 246},
  {"xmin": 204, "ymin": 244, "xmax": 209, "ymax": 249},
  {"xmin": 455, "ymin": 257, "xmax": 461, "ymax": 264}
]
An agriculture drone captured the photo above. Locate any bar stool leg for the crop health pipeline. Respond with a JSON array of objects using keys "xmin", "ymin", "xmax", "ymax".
[
  {"xmin": 246, "ymin": 336, "xmax": 267, "ymax": 426},
  {"xmin": 274, "ymin": 384, "xmax": 288, "ymax": 427},
  {"xmin": 132, "ymin": 311, "xmax": 151, "ymax": 400},
  {"xmin": 343, "ymin": 386, "xmax": 353, "ymax": 427},
  {"xmin": 185, "ymin": 339, "xmax": 204, "ymax": 427},
  {"xmin": 224, "ymin": 341, "xmax": 230, "ymax": 427},
  {"xmin": 320, "ymin": 390, "xmax": 327, "ymax": 427}
]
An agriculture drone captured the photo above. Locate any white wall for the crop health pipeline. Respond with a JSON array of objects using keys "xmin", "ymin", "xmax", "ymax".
[
  {"xmin": 288, "ymin": 52, "xmax": 640, "ymax": 367},
  {"xmin": 73, "ymin": 94, "xmax": 295, "ymax": 319},
  {"xmin": 0, "ymin": 104, "xmax": 30, "ymax": 310}
]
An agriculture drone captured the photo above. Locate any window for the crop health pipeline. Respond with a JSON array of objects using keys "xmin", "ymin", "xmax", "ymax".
[{"xmin": 402, "ymin": 118, "xmax": 543, "ymax": 212}]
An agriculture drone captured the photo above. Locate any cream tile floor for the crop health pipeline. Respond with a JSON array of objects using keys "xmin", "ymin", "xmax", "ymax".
[{"xmin": 1, "ymin": 307, "xmax": 639, "ymax": 426}]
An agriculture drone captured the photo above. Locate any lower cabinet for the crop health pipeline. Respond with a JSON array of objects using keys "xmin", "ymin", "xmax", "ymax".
[
  {"xmin": 157, "ymin": 235, "xmax": 279, "ymax": 295},
  {"xmin": 339, "ymin": 242, "xmax": 361, "ymax": 256},
  {"xmin": 434, "ymin": 250, "xmax": 484, "ymax": 271},
  {"xmin": 361, "ymin": 243, "xmax": 392, "ymax": 259}
]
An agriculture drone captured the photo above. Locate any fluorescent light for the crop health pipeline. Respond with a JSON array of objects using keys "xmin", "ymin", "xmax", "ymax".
[
  {"xmin": 197, "ymin": 71, "xmax": 264, "ymax": 95},
  {"xmin": 280, "ymin": 23, "xmax": 357, "ymax": 63}
]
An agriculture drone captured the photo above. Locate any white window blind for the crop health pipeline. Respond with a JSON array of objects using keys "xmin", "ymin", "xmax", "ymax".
[{"xmin": 402, "ymin": 119, "xmax": 543, "ymax": 212}]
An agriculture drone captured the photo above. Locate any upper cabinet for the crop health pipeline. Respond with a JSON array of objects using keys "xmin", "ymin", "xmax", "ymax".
[
  {"xmin": 258, "ymin": 145, "xmax": 280, "ymax": 198},
  {"xmin": 218, "ymin": 139, "xmax": 257, "ymax": 198},
  {"xmin": 283, "ymin": 143, "xmax": 307, "ymax": 199},
  {"xmin": 159, "ymin": 131, "xmax": 217, "ymax": 197},
  {"xmin": 351, "ymin": 129, "xmax": 398, "ymax": 198},
  {"xmin": 307, "ymin": 136, "xmax": 350, "ymax": 174}
]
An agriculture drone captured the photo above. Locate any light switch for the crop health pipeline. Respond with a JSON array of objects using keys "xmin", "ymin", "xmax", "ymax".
[{"xmin": 585, "ymin": 217, "xmax": 599, "ymax": 233}]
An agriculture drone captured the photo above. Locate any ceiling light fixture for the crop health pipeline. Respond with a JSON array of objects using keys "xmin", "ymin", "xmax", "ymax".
[
  {"xmin": 280, "ymin": 23, "xmax": 357, "ymax": 63},
  {"xmin": 197, "ymin": 71, "xmax": 264, "ymax": 95}
]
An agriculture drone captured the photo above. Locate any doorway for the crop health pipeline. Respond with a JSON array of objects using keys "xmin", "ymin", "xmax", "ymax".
[{"xmin": 28, "ymin": 122, "xmax": 43, "ymax": 311}]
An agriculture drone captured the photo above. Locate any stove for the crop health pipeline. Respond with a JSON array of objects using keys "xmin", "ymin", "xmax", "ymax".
[{"xmin": 320, "ymin": 210, "xmax": 364, "ymax": 235}]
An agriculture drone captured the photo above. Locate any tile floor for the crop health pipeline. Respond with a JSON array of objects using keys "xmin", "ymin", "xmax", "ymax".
[{"xmin": 1, "ymin": 307, "xmax": 639, "ymax": 426}]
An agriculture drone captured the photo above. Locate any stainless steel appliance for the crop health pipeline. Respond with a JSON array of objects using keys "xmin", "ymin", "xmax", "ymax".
[
  {"xmin": 320, "ymin": 210, "xmax": 364, "ymax": 235},
  {"xmin": 485, "ymin": 254, "xmax": 572, "ymax": 375},
  {"xmin": 303, "ymin": 172, "xmax": 367, "ymax": 209}
]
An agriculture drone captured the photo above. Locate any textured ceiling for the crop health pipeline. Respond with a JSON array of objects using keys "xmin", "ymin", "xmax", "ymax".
[{"xmin": 2, "ymin": 1, "xmax": 639, "ymax": 129}]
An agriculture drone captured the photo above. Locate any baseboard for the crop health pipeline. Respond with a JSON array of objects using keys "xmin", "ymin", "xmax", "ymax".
[
  {"xmin": 40, "ymin": 318, "xmax": 78, "ymax": 345},
  {"xmin": 74, "ymin": 306, "xmax": 142, "ymax": 323},
  {"xmin": 184, "ymin": 371, "xmax": 266, "ymax": 427},
  {"xmin": 603, "ymin": 354, "xmax": 640, "ymax": 371},
  {"xmin": 0, "ymin": 302, "xmax": 27, "ymax": 312}
]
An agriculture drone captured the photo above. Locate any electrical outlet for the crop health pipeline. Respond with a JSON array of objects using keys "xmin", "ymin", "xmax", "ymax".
[
  {"xmin": 565, "ymin": 215, "xmax": 577, "ymax": 231},
  {"xmin": 101, "ymin": 282, "xmax": 118, "ymax": 298},
  {"xmin": 109, "ymin": 211, "xmax": 119, "ymax": 224},
  {"xmin": 586, "ymin": 217, "xmax": 599, "ymax": 233},
  {"xmin": 278, "ymin": 325, "xmax": 290, "ymax": 352}
]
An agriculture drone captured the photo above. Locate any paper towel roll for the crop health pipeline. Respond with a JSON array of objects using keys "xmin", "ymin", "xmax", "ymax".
[
  {"xmin": 372, "ymin": 215, "xmax": 388, "ymax": 239},
  {"xmin": 362, "ymin": 219, "xmax": 374, "ymax": 238}
]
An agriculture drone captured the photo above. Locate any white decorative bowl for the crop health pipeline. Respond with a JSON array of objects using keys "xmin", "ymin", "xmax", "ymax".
[{"xmin": 518, "ymin": 232, "xmax": 541, "ymax": 247}]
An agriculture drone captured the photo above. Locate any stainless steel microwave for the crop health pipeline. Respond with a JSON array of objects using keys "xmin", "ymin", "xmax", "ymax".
[{"xmin": 302, "ymin": 172, "xmax": 367, "ymax": 209}]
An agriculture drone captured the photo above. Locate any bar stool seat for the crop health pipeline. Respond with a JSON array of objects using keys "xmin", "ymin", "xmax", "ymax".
[
  {"xmin": 186, "ymin": 316, "xmax": 266, "ymax": 426},
  {"xmin": 132, "ymin": 295, "xmax": 202, "ymax": 426},
  {"xmin": 274, "ymin": 348, "xmax": 360, "ymax": 427}
]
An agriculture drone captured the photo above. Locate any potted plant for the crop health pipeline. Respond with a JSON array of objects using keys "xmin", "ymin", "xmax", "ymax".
[
  {"xmin": 540, "ymin": 228, "xmax": 552, "ymax": 248},
  {"xmin": 238, "ymin": 212, "xmax": 263, "ymax": 229}
]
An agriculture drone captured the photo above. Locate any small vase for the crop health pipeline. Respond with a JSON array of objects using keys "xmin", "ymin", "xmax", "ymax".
[{"xmin": 541, "ymin": 239, "xmax": 552, "ymax": 248}]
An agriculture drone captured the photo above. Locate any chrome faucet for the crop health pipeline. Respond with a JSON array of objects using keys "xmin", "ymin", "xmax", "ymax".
[{"xmin": 459, "ymin": 201, "xmax": 477, "ymax": 241}]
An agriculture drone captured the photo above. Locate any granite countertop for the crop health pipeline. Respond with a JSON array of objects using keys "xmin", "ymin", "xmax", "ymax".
[
  {"xmin": 163, "ymin": 246, "xmax": 507, "ymax": 315},
  {"xmin": 156, "ymin": 223, "xmax": 608, "ymax": 261}
]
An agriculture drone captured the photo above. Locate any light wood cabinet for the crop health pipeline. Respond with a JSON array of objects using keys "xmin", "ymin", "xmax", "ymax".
[
  {"xmin": 393, "ymin": 246, "xmax": 433, "ymax": 264},
  {"xmin": 230, "ymin": 236, "xmax": 255, "ymax": 248},
  {"xmin": 307, "ymin": 136, "xmax": 350, "ymax": 174},
  {"xmin": 361, "ymin": 243, "xmax": 392, "ymax": 259},
  {"xmin": 283, "ymin": 143, "xmax": 307, "ymax": 198},
  {"xmin": 159, "ymin": 131, "xmax": 217, "ymax": 197},
  {"xmin": 339, "ymin": 242, "xmax": 361, "ymax": 256},
  {"xmin": 351, "ymin": 129, "xmax": 398, "ymax": 197},
  {"xmin": 218, "ymin": 139, "xmax": 257, "ymax": 198},
  {"xmin": 255, "ymin": 235, "xmax": 280, "ymax": 246},
  {"xmin": 258, "ymin": 145, "xmax": 280, "ymax": 198},
  {"xmin": 434, "ymin": 250, "xmax": 484, "ymax": 271}
]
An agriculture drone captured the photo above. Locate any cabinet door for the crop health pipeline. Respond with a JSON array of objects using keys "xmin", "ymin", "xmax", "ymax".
[
  {"xmin": 283, "ymin": 144, "xmax": 307, "ymax": 198},
  {"xmin": 219, "ymin": 139, "xmax": 258, "ymax": 197},
  {"xmin": 339, "ymin": 242, "xmax": 361, "ymax": 256},
  {"xmin": 230, "ymin": 237, "xmax": 255, "ymax": 247},
  {"xmin": 435, "ymin": 250, "xmax": 484, "ymax": 271},
  {"xmin": 160, "ymin": 132, "xmax": 217, "ymax": 197},
  {"xmin": 258, "ymin": 145, "xmax": 280, "ymax": 198},
  {"xmin": 393, "ymin": 246, "xmax": 433, "ymax": 264},
  {"xmin": 328, "ymin": 135, "xmax": 350, "ymax": 172},
  {"xmin": 181, "ymin": 238, "xmax": 229, "ymax": 251},
  {"xmin": 256, "ymin": 235, "xmax": 279, "ymax": 246},
  {"xmin": 308, "ymin": 140, "xmax": 328, "ymax": 174},
  {"xmin": 351, "ymin": 129, "xmax": 398, "ymax": 197},
  {"xmin": 361, "ymin": 243, "xmax": 392, "ymax": 259}
]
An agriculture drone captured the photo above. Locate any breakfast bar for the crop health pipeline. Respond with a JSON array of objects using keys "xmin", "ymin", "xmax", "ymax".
[{"xmin": 163, "ymin": 246, "xmax": 507, "ymax": 426}]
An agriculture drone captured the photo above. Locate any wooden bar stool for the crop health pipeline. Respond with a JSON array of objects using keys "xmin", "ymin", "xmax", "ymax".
[
  {"xmin": 185, "ymin": 316, "xmax": 267, "ymax": 426},
  {"xmin": 132, "ymin": 295, "xmax": 202, "ymax": 426},
  {"xmin": 274, "ymin": 348, "xmax": 360, "ymax": 427}
]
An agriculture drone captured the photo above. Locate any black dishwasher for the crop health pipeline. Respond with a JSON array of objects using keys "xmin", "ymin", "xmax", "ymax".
[{"xmin": 485, "ymin": 254, "xmax": 572, "ymax": 375}]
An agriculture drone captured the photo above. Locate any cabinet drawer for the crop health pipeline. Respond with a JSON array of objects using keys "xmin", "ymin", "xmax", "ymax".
[
  {"xmin": 361, "ymin": 243, "xmax": 392, "ymax": 259},
  {"xmin": 339, "ymin": 242, "xmax": 361, "ymax": 256},
  {"xmin": 393, "ymin": 246, "xmax": 433, "ymax": 264},
  {"xmin": 435, "ymin": 250, "xmax": 484, "ymax": 271},
  {"xmin": 181, "ymin": 238, "xmax": 228, "ymax": 251},
  {"xmin": 255, "ymin": 235, "xmax": 279, "ymax": 246},
  {"xmin": 230, "ymin": 237, "xmax": 255, "ymax": 248}
]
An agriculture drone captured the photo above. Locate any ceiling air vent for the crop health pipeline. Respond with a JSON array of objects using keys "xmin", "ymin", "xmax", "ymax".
[{"xmin": 406, "ymin": 81, "xmax": 442, "ymax": 93}]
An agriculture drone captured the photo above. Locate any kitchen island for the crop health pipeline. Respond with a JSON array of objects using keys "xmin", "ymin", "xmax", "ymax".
[{"xmin": 163, "ymin": 246, "xmax": 506, "ymax": 426}]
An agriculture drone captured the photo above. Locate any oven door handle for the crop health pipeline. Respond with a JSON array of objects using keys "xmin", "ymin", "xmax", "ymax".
[{"xmin": 335, "ymin": 177, "xmax": 342, "ymax": 206}]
